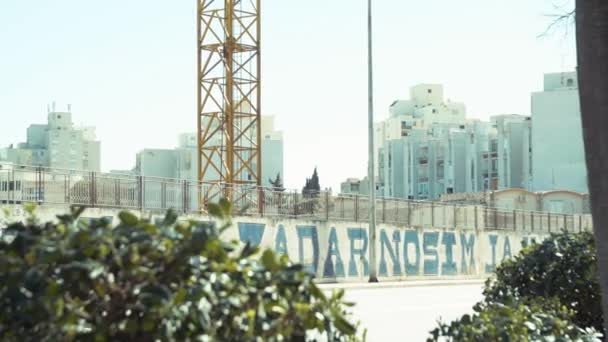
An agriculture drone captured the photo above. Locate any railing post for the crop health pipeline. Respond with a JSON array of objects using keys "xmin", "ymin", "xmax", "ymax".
[
  {"xmin": 563, "ymin": 214, "xmax": 567, "ymax": 232},
  {"xmin": 548, "ymin": 212, "xmax": 551, "ymax": 233},
  {"xmin": 474, "ymin": 205, "xmax": 478, "ymax": 230},
  {"xmin": 579, "ymin": 214, "xmax": 582, "ymax": 233},
  {"xmin": 382, "ymin": 198, "xmax": 386, "ymax": 223},
  {"xmin": 355, "ymin": 195, "xmax": 359, "ymax": 222},
  {"xmin": 9, "ymin": 168, "xmax": 14, "ymax": 204},
  {"xmin": 37, "ymin": 167, "xmax": 43, "ymax": 204},
  {"xmin": 293, "ymin": 190, "xmax": 298, "ymax": 217},
  {"xmin": 90, "ymin": 172, "xmax": 97, "ymax": 207},
  {"xmin": 138, "ymin": 176, "xmax": 144, "ymax": 211},
  {"xmin": 325, "ymin": 191, "xmax": 329, "ymax": 221},
  {"xmin": 430, "ymin": 202, "xmax": 435, "ymax": 227},
  {"xmin": 260, "ymin": 188, "xmax": 265, "ymax": 217},
  {"xmin": 531, "ymin": 212, "xmax": 535, "ymax": 232},
  {"xmin": 161, "ymin": 181, "xmax": 167, "ymax": 210},
  {"xmin": 494, "ymin": 208, "xmax": 498, "ymax": 229},
  {"xmin": 115, "ymin": 178, "xmax": 121, "ymax": 207},
  {"xmin": 513, "ymin": 210, "xmax": 516, "ymax": 231},
  {"xmin": 183, "ymin": 180, "xmax": 188, "ymax": 214}
]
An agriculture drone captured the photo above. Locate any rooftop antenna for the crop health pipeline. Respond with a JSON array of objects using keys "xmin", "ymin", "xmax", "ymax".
[
  {"xmin": 52, "ymin": 101, "xmax": 56, "ymax": 112},
  {"xmin": 67, "ymin": 104, "xmax": 72, "ymax": 112}
]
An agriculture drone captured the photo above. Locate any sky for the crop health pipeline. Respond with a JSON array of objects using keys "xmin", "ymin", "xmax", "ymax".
[{"xmin": 0, "ymin": 0, "xmax": 576, "ymax": 191}]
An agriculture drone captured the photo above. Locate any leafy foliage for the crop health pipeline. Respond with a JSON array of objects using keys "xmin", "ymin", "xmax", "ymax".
[
  {"xmin": 428, "ymin": 298, "xmax": 601, "ymax": 342},
  {"xmin": 429, "ymin": 232, "xmax": 604, "ymax": 341},
  {"xmin": 484, "ymin": 232, "xmax": 603, "ymax": 334},
  {"xmin": 0, "ymin": 202, "xmax": 363, "ymax": 341}
]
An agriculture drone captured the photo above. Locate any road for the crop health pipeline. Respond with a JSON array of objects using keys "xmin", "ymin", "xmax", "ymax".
[{"xmin": 320, "ymin": 280, "xmax": 485, "ymax": 341}]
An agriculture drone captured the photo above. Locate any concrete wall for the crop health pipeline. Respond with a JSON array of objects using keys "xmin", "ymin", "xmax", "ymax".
[{"xmin": 2, "ymin": 205, "xmax": 554, "ymax": 283}]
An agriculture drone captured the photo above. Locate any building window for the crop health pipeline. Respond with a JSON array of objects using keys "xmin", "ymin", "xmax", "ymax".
[
  {"xmin": 427, "ymin": 89, "xmax": 432, "ymax": 94},
  {"xmin": 432, "ymin": 109, "xmax": 437, "ymax": 114},
  {"xmin": 567, "ymin": 78, "xmax": 574, "ymax": 87},
  {"xmin": 418, "ymin": 182, "xmax": 429, "ymax": 195}
]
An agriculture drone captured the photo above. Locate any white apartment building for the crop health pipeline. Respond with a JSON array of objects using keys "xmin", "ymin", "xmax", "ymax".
[
  {"xmin": 531, "ymin": 72, "xmax": 587, "ymax": 193},
  {"xmin": 345, "ymin": 84, "xmax": 535, "ymax": 200},
  {"xmin": 492, "ymin": 114, "xmax": 532, "ymax": 191},
  {"xmin": 261, "ymin": 116, "xmax": 284, "ymax": 188},
  {"xmin": 0, "ymin": 104, "xmax": 101, "ymax": 172},
  {"xmin": 127, "ymin": 115, "xmax": 284, "ymax": 188}
]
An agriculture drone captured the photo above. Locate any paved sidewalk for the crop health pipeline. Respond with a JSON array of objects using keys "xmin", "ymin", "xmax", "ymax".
[{"xmin": 318, "ymin": 278, "xmax": 486, "ymax": 290}]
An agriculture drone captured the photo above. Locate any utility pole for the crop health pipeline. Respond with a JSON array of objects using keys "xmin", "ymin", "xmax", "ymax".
[{"xmin": 367, "ymin": 0, "xmax": 378, "ymax": 283}]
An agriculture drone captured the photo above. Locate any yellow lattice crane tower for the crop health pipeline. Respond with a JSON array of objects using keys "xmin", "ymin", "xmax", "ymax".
[{"xmin": 197, "ymin": 0, "xmax": 261, "ymax": 205}]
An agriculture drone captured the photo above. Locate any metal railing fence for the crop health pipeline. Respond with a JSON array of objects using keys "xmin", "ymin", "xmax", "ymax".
[{"xmin": 0, "ymin": 164, "xmax": 593, "ymax": 232}]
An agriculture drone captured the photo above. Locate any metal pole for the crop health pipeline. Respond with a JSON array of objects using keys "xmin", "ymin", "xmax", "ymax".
[{"xmin": 367, "ymin": 0, "xmax": 378, "ymax": 283}]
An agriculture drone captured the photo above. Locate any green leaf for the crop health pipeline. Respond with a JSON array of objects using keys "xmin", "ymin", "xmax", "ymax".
[
  {"xmin": 118, "ymin": 211, "xmax": 139, "ymax": 226},
  {"xmin": 219, "ymin": 198, "xmax": 232, "ymax": 215},
  {"xmin": 207, "ymin": 203, "xmax": 224, "ymax": 219},
  {"xmin": 174, "ymin": 288, "xmax": 187, "ymax": 305},
  {"xmin": 162, "ymin": 209, "xmax": 178, "ymax": 227},
  {"xmin": 261, "ymin": 249, "xmax": 279, "ymax": 271},
  {"xmin": 334, "ymin": 314, "xmax": 357, "ymax": 335}
]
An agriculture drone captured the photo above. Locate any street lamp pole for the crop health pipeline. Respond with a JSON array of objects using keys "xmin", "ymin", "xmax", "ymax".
[{"xmin": 367, "ymin": 0, "xmax": 378, "ymax": 283}]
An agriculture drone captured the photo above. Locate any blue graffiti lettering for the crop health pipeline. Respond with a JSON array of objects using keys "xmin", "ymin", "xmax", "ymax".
[
  {"xmin": 460, "ymin": 233, "xmax": 475, "ymax": 274},
  {"xmin": 347, "ymin": 228, "xmax": 369, "ymax": 277},
  {"xmin": 238, "ymin": 222, "xmax": 266, "ymax": 247},
  {"xmin": 441, "ymin": 232, "xmax": 457, "ymax": 275},
  {"xmin": 423, "ymin": 232, "xmax": 439, "ymax": 275},
  {"xmin": 404, "ymin": 230, "xmax": 420, "ymax": 275},
  {"xmin": 379, "ymin": 229, "xmax": 402, "ymax": 276},
  {"xmin": 323, "ymin": 227, "xmax": 345, "ymax": 278},
  {"xmin": 275, "ymin": 225, "xmax": 288, "ymax": 255},
  {"xmin": 503, "ymin": 236, "xmax": 512, "ymax": 261},
  {"xmin": 297, "ymin": 226, "xmax": 319, "ymax": 274},
  {"xmin": 485, "ymin": 234, "xmax": 498, "ymax": 273}
]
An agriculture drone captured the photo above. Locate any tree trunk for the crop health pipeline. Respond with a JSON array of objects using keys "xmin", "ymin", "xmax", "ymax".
[{"xmin": 576, "ymin": 0, "xmax": 608, "ymax": 335}]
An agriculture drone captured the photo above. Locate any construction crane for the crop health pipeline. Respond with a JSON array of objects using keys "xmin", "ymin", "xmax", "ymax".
[{"xmin": 197, "ymin": 0, "xmax": 261, "ymax": 206}]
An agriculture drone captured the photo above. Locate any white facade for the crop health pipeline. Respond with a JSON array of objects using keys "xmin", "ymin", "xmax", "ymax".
[
  {"xmin": 372, "ymin": 84, "xmax": 503, "ymax": 200},
  {"xmin": 129, "ymin": 116, "xmax": 284, "ymax": 188},
  {"xmin": 0, "ymin": 104, "xmax": 101, "ymax": 172},
  {"xmin": 531, "ymin": 72, "xmax": 587, "ymax": 193},
  {"xmin": 348, "ymin": 84, "xmax": 539, "ymax": 201},
  {"xmin": 261, "ymin": 116, "xmax": 284, "ymax": 188},
  {"xmin": 492, "ymin": 114, "xmax": 532, "ymax": 190}
]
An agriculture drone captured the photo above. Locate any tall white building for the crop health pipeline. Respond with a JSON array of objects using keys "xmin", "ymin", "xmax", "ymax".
[
  {"xmin": 492, "ymin": 114, "xmax": 532, "ymax": 190},
  {"xmin": 372, "ymin": 84, "xmax": 494, "ymax": 200},
  {"xmin": 261, "ymin": 116, "xmax": 284, "ymax": 188},
  {"xmin": 0, "ymin": 104, "xmax": 101, "ymax": 171},
  {"xmin": 531, "ymin": 72, "xmax": 587, "ymax": 193},
  {"xmin": 345, "ymin": 84, "xmax": 533, "ymax": 200},
  {"xmin": 128, "ymin": 115, "xmax": 284, "ymax": 187}
]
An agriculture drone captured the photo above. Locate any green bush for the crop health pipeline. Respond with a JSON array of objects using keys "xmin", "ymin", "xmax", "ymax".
[
  {"xmin": 0, "ymin": 202, "xmax": 364, "ymax": 341},
  {"xmin": 428, "ymin": 298, "xmax": 601, "ymax": 342},
  {"xmin": 429, "ymin": 232, "xmax": 604, "ymax": 341},
  {"xmin": 484, "ymin": 232, "xmax": 603, "ymax": 334}
]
